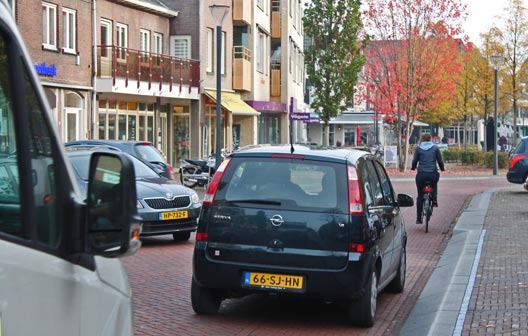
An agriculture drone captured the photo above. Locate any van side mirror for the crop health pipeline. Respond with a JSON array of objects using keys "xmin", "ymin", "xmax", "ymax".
[
  {"xmin": 396, "ymin": 193, "xmax": 414, "ymax": 207},
  {"xmin": 85, "ymin": 152, "xmax": 141, "ymax": 257}
]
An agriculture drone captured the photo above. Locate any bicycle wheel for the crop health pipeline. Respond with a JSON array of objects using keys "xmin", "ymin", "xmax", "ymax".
[{"xmin": 424, "ymin": 196, "xmax": 431, "ymax": 233}]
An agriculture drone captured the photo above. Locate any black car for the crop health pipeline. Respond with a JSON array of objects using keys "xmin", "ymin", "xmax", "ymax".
[
  {"xmin": 191, "ymin": 145, "xmax": 414, "ymax": 327},
  {"xmin": 67, "ymin": 148, "xmax": 201, "ymax": 241},
  {"xmin": 65, "ymin": 140, "xmax": 174, "ymax": 179},
  {"xmin": 507, "ymin": 136, "xmax": 528, "ymax": 190}
]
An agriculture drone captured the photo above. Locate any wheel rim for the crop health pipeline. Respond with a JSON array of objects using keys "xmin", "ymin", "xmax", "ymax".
[{"xmin": 370, "ymin": 272, "xmax": 377, "ymax": 318}]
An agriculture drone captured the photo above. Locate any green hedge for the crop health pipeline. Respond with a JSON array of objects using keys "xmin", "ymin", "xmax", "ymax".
[{"xmin": 441, "ymin": 149, "xmax": 508, "ymax": 168}]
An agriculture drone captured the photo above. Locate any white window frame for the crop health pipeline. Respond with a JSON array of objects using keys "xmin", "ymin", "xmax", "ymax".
[
  {"xmin": 140, "ymin": 29, "xmax": 150, "ymax": 53},
  {"xmin": 62, "ymin": 7, "xmax": 76, "ymax": 54},
  {"xmin": 42, "ymin": 2, "xmax": 57, "ymax": 50},
  {"xmin": 206, "ymin": 28, "xmax": 213, "ymax": 72},
  {"xmin": 153, "ymin": 32, "xmax": 163, "ymax": 54},
  {"xmin": 170, "ymin": 35, "xmax": 191, "ymax": 59},
  {"xmin": 116, "ymin": 23, "xmax": 128, "ymax": 60},
  {"xmin": 100, "ymin": 19, "xmax": 112, "ymax": 46},
  {"xmin": 256, "ymin": 30, "xmax": 266, "ymax": 73}
]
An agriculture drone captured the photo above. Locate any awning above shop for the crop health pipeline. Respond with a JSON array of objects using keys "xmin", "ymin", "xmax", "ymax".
[{"xmin": 205, "ymin": 90, "xmax": 260, "ymax": 116}]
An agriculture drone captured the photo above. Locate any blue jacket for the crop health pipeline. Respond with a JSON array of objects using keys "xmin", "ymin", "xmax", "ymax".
[{"xmin": 411, "ymin": 141, "xmax": 445, "ymax": 173}]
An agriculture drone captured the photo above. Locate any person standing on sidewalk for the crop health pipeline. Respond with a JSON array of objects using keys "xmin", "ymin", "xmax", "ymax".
[{"xmin": 411, "ymin": 133, "xmax": 445, "ymax": 224}]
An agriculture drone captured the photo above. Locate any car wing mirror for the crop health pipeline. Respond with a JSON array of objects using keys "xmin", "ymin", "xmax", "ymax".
[
  {"xmin": 396, "ymin": 193, "xmax": 414, "ymax": 207},
  {"xmin": 85, "ymin": 152, "xmax": 142, "ymax": 257}
]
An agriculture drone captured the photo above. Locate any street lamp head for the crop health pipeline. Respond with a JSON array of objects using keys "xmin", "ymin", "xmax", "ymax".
[
  {"xmin": 209, "ymin": 4, "xmax": 230, "ymax": 27},
  {"xmin": 490, "ymin": 54, "xmax": 504, "ymax": 70}
]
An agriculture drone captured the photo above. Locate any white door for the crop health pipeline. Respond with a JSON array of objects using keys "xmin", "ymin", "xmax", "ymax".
[{"xmin": 64, "ymin": 108, "xmax": 81, "ymax": 142}]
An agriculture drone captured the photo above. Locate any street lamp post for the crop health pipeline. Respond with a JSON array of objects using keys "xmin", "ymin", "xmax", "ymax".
[
  {"xmin": 490, "ymin": 55, "xmax": 503, "ymax": 176},
  {"xmin": 210, "ymin": 4, "xmax": 230, "ymax": 169}
]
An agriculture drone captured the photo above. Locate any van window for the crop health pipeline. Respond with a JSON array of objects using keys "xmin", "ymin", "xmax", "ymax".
[{"xmin": 0, "ymin": 31, "xmax": 58, "ymax": 246}]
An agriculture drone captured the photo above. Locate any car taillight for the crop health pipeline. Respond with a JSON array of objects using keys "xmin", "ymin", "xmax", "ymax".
[
  {"xmin": 347, "ymin": 165, "xmax": 364, "ymax": 215},
  {"xmin": 349, "ymin": 243, "xmax": 366, "ymax": 253},
  {"xmin": 203, "ymin": 158, "xmax": 231, "ymax": 205},
  {"xmin": 509, "ymin": 154, "xmax": 527, "ymax": 169},
  {"xmin": 168, "ymin": 165, "xmax": 174, "ymax": 179},
  {"xmin": 195, "ymin": 232, "xmax": 209, "ymax": 241}
]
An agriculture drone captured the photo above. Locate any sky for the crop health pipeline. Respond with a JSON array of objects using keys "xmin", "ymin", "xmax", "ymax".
[{"xmin": 462, "ymin": 0, "xmax": 527, "ymax": 45}]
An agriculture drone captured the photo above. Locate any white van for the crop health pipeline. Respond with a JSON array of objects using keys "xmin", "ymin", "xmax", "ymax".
[{"xmin": 0, "ymin": 1, "xmax": 141, "ymax": 335}]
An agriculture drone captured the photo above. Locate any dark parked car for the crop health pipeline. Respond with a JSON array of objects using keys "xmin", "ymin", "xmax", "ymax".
[
  {"xmin": 66, "ymin": 148, "xmax": 201, "ymax": 241},
  {"xmin": 191, "ymin": 145, "xmax": 414, "ymax": 327},
  {"xmin": 507, "ymin": 136, "xmax": 528, "ymax": 190},
  {"xmin": 65, "ymin": 140, "xmax": 174, "ymax": 179}
]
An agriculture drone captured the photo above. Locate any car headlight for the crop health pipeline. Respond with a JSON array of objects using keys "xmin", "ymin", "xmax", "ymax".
[
  {"xmin": 137, "ymin": 200, "xmax": 144, "ymax": 209},
  {"xmin": 191, "ymin": 192, "xmax": 201, "ymax": 204}
]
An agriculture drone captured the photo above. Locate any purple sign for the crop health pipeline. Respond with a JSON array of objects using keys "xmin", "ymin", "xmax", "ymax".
[{"xmin": 290, "ymin": 112, "xmax": 310, "ymax": 121}]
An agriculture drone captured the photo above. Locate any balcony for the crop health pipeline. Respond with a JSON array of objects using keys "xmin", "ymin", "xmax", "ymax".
[
  {"xmin": 271, "ymin": 61, "xmax": 281, "ymax": 97},
  {"xmin": 97, "ymin": 45, "xmax": 200, "ymax": 98},
  {"xmin": 271, "ymin": 1, "xmax": 281, "ymax": 38},
  {"xmin": 233, "ymin": 0, "xmax": 251, "ymax": 25},
  {"xmin": 233, "ymin": 46, "xmax": 252, "ymax": 91}
]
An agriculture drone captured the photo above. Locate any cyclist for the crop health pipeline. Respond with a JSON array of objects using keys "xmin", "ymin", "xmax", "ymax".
[{"xmin": 411, "ymin": 133, "xmax": 445, "ymax": 224}]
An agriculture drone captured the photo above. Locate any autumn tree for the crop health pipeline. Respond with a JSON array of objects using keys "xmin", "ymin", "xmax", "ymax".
[
  {"xmin": 362, "ymin": 0, "xmax": 468, "ymax": 171},
  {"xmin": 303, "ymin": 0, "xmax": 366, "ymax": 146}
]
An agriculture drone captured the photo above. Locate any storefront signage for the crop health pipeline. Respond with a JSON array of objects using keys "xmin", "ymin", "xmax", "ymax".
[
  {"xmin": 34, "ymin": 62, "xmax": 57, "ymax": 77},
  {"xmin": 290, "ymin": 112, "xmax": 310, "ymax": 121}
]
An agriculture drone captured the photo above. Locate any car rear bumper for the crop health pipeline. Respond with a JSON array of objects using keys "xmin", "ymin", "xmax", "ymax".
[
  {"xmin": 192, "ymin": 244, "xmax": 374, "ymax": 300},
  {"xmin": 507, "ymin": 170, "xmax": 526, "ymax": 184}
]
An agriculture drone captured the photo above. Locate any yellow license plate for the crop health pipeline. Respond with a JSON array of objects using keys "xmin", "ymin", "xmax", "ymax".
[
  {"xmin": 159, "ymin": 210, "xmax": 188, "ymax": 221},
  {"xmin": 243, "ymin": 272, "xmax": 304, "ymax": 290}
]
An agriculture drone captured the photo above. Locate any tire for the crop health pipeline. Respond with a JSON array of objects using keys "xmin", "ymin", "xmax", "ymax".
[
  {"xmin": 191, "ymin": 278, "xmax": 222, "ymax": 315},
  {"xmin": 386, "ymin": 247, "xmax": 406, "ymax": 293},
  {"xmin": 180, "ymin": 167, "xmax": 198, "ymax": 188},
  {"xmin": 424, "ymin": 197, "xmax": 431, "ymax": 233},
  {"xmin": 348, "ymin": 270, "xmax": 377, "ymax": 327},
  {"xmin": 173, "ymin": 232, "xmax": 191, "ymax": 241}
]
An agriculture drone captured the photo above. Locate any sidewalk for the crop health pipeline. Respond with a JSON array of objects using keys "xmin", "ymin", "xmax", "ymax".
[{"xmin": 399, "ymin": 185, "xmax": 526, "ymax": 335}]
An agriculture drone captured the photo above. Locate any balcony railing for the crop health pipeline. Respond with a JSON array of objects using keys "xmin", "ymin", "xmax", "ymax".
[
  {"xmin": 97, "ymin": 45, "xmax": 200, "ymax": 93},
  {"xmin": 233, "ymin": 46, "xmax": 252, "ymax": 91},
  {"xmin": 233, "ymin": 0, "xmax": 251, "ymax": 25}
]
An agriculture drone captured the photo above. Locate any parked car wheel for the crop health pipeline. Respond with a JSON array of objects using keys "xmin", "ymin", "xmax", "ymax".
[
  {"xmin": 386, "ymin": 247, "xmax": 406, "ymax": 293},
  {"xmin": 348, "ymin": 270, "xmax": 377, "ymax": 327},
  {"xmin": 191, "ymin": 278, "xmax": 222, "ymax": 315},
  {"xmin": 173, "ymin": 232, "xmax": 191, "ymax": 241},
  {"xmin": 180, "ymin": 167, "xmax": 198, "ymax": 188}
]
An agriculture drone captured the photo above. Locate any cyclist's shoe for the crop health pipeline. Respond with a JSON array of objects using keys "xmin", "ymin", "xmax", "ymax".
[
  {"xmin": 432, "ymin": 199, "xmax": 438, "ymax": 207},
  {"xmin": 416, "ymin": 218, "xmax": 423, "ymax": 224}
]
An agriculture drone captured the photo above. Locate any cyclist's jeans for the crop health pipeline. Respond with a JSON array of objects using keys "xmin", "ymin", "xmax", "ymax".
[{"xmin": 415, "ymin": 171, "xmax": 440, "ymax": 219}]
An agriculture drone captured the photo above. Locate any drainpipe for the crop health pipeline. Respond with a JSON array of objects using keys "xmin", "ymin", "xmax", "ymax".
[{"xmin": 91, "ymin": 0, "xmax": 97, "ymax": 139}]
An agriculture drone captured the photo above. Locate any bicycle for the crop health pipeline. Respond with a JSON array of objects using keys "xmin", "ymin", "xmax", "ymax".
[{"xmin": 420, "ymin": 181, "xmax": 434, "ymax": 233}]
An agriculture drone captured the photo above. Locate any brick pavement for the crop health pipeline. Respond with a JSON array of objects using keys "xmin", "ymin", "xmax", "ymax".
[{"xmin": 461, "ymin": 187, "xmax": 528, "ymax": 335}]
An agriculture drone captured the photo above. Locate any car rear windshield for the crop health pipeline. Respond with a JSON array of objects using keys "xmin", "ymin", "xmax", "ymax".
[
  {"xmin": 216, "ymin": 157, "xmax": 348, "ymax": 212},
  {"xmin": 513, "ymin": 139, "xmax": 526, "ymax": 154},
  {"xmin": 134, "ymin": 144, "xmax": 166, "ymax": 163}
]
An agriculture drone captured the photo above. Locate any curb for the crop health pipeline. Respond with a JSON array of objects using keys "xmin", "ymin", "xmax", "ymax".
[{"xmin": 398, "ymin": 189, "xmax": 496, "ymax": 336}]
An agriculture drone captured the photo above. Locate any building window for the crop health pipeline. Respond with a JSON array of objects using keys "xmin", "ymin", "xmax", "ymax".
[
  {"xmin": 116, "ymin": 23, "xmax": 128, "ymax": 59},
  {"xmin": 42, "ymin": 2, "xmax": 57, "ymax": 50},
  {"xmin": 206, "ymin": 28, "xmax": 213, "ymax": 72},
  {"xmin": 140, "ymin": 29, "xmax": 150, "ymax": 53},
  {"xmin": 100, "ymin": 19, "xmax": 112, "ymax": 57},
  {"xmin": 153, "ymin": 32, "xmax": 163, "ymax": 54},
  {"xmin": 256, "ymin": 30, "xmax": 266, "ymax": 73},
  {"xmin": 62, "ymin": 8, "xmax": 76, "ymax": 54},
  {"xmin": 170, "ymin": 35, "xmax": 191, "ymax": 59}
]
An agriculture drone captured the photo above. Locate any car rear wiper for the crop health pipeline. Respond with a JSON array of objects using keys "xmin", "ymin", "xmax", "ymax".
[{"xmin": 226, "ymin": 199, "xmax": 281, "ymax": 205}]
